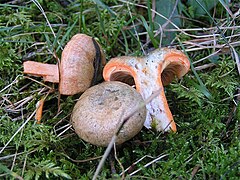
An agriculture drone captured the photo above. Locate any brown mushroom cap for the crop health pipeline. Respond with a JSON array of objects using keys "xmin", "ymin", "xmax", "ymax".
[{"xmin": 71, "ymin": 81, "xmax": 147, "ymax": 146}]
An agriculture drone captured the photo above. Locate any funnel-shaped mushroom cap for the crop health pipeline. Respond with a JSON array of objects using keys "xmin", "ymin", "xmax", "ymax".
[
  {"xmin": 103, "ymin": 48, "xmax": 190, "ymax": 132},
  {"xmin": 71, "ymin": 81, "xmax": 146, "ymax": 146},
  {"xmin": 59, "ymin": 34, "xmax": 106, "ymax": 95},
  {"xmin": 155, "ymin": 48, "xmax": 190, "ymax": 86}
]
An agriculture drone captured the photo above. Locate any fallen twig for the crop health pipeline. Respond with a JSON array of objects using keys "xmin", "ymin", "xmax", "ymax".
[{"xmin": 92, "ymin": 89, "xmax": 161, "ymax": 180}]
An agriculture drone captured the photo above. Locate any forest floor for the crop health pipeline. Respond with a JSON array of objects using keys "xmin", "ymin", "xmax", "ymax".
[{"xmin": 0, "ymin": 0, "xmax": 239, "ymax": 179}]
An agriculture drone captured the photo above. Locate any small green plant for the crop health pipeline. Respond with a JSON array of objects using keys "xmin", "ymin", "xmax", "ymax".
[{"xmin": 24, "ymin": 160, "xmax": 72, "ymax": 180}]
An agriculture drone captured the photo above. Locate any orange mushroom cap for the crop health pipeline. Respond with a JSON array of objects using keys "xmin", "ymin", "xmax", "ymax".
[
  {"xmin": 103, "ymin": 48, "xmax": 190, "ymax": 132},
  {"xmin": 59, "ymin": 34, "xmax": 106, "ymax": 95},
  {"xmin": 23, "ymin": 34, "xmax": 106, "ymax": 95}
]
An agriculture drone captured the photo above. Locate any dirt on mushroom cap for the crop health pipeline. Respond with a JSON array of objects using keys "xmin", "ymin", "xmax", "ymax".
[{"xmin": 71, "ymin": 81, "xmax": 147, "ymax": 147}]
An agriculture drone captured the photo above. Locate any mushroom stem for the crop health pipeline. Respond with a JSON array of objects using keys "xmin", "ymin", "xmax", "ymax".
[
  {"xmin": 23, "ymin": 61, "xmax": 59, "ymax": 83},
  {"xmin": 103, "ymin": 48, "xmax": 190, "ymax": 132}
]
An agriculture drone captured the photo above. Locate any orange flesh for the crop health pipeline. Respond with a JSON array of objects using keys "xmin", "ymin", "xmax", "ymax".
[
  {"xmin": 157, "ymin": 65, "xmax": 176, "ymax": 131},
  {"xmin": 162, "ymin": 52, "xmax": 190, "ymax": 79},
  {"xmin": 105, "ymin": 63, "xmax": 140, "ymax": 90},
  {"xmin": 23, "ymin": 61, "xmax": 59, "ymax": 83},
  {"xmin": 35, "ymin": 98, "xmax": 45, "ymax": 124}
]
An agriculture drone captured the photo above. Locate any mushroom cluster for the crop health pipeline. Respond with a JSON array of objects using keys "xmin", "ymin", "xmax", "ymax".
[{"xmin": 23, "ymin": 33, "xmax": 190, "ymax": 146}]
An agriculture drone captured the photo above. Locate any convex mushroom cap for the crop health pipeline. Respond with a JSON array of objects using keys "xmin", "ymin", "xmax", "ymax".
[
  {"xmin": 103, "ymin": 48, "xmax": 190, "ymax": 132},
  {"xmin": 23, "ymin": 33, "xmax": 106, "ymax": 95},
  {"xmin": 71, "ymin": 81, "xmax": 147, "ymax": 147}
]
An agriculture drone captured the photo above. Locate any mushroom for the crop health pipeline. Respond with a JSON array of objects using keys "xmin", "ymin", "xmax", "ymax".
[
  {"xmin": 103, "ymin": 48, "xmax": 190, "ymax": 132},
  {"xmin": 23, "ymin": 33, "xmax": 106, "ymax": 95},
  {"xmin": 71, "ymin": 81, "xmax": 147, "ymax": 147}
]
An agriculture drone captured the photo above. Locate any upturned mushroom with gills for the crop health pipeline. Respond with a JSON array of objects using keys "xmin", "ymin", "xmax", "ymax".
[
  {"xmin": 103, "ymin": 48, "xmax": 190, "ymax": 132},
  {"xmin": 23, "ymin": 33, "xmax": 106, "ymax": 95}
]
